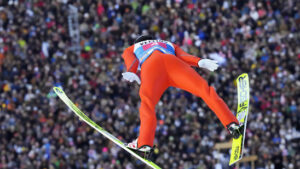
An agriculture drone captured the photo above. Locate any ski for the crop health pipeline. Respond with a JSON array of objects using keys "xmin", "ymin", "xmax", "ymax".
[
  {"xmin": 229, "ymin": 73, "xmax": 250, "ymax": 165},
  {"xmin": 53, "ymin": 87, "xmax": 161, "ymax": 169}
]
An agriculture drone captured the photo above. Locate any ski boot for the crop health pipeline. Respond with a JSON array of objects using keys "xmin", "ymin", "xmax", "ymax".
[
  {"xmin": 125, "ymin": 139, "xmax": 154, "ymax": 159},
  {"xmin": 227, "ymin": 122, "xmax": 244, "ymax": 139}
]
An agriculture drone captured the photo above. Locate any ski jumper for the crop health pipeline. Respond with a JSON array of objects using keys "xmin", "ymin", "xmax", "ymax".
[{"xmin": 122, "ymin": 40, "xmax": 239, "ymax": 148}]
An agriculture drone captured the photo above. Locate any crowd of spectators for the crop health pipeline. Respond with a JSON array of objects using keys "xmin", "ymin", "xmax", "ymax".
[{"xmin": 0, "ymin": 0, "xmax": 300, "ymax": 168}]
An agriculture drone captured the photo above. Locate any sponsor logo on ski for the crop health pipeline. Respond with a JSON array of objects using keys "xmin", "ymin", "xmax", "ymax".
[
  {"xmin": 238, "ymin": 102, "xmax": 248, "ymax": 111},
  {"xmin": 234, "ymin": 146, "xmax": 240, "ymax": 160},
  {"xmin": 238, "ymin": 76, "xmax": 248, "ymax": 103}
]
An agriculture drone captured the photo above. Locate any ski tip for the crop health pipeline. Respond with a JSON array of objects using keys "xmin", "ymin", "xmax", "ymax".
[
  {"xmin": 237, "ymin": 73, "xmax": 248, "ymax": 79},
  {"xmin": 235, "ymin": 73, "xmax": 249, "ymax": 85},
  {"xmin": 53, "ymin": 86, "xmax": 64, "ymax": 94},
  {"xmin": 233, "ymin": 73, "xmax": 249, "ymax": 87}
]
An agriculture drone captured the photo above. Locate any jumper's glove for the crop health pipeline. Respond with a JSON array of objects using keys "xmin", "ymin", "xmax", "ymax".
[
  {"xmin": 198, "ymin": 59, "xmax": 219, "ymax": 72},
  {"xmin": 122, "ymin": 72, "xmax": 141, "ymax": 85}
]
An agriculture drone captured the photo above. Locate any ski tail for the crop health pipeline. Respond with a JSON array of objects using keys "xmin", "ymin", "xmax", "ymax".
[{"xmin": 229, "ymin": 73, "xmax": 250, "ymax": 165}]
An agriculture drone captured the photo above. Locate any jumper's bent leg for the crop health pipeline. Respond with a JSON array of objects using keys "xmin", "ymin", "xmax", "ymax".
[{"xmin": 167, "ymin": 57, "xmax": 238, "ymax": 127}]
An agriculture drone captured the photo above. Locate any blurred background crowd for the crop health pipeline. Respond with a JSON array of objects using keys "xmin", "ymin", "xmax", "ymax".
[{"xmin": 0, "ymin": 0, "xmax": 300, "ymax": 169}]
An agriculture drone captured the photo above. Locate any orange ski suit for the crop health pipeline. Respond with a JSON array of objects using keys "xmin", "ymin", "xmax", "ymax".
[{"xmin": 122, "ymin": 43, "xmax": 238, "ymax": 148}]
